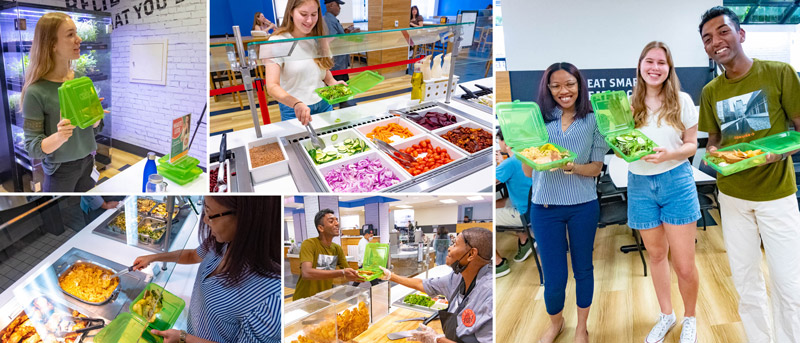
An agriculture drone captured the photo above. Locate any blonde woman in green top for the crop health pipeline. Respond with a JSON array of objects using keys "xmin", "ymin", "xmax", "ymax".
[{"xmin": 21, "ymin": 12, "xmax": 106, "ymax": 192}]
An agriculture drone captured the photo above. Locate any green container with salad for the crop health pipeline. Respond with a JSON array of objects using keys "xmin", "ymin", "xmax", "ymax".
[
  {"xmin": 496, "ymin": 100, "xmax": 576, "ymax": 171},
  {"xmin": 130, "ymin": 283, "xmax": 186, "ymax": 332},
  {"xmin": 590, "ymin": 91, "xmax": 657, "ymax": 162},
  {"xmin": 94, "ymin": 312, "xmax": 160, "ymax": 343},
  {"xmin": 358, "ymin": 243, "xmax": 389, "ymax": 281},
  {"xmin": 315, "ymin": 70, "xmax": 385, "ymax": 105}
]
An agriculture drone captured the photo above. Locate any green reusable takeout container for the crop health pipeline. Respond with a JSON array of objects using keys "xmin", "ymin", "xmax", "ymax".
[
  {"xmin": 156, "ymin": 154, "xmax": 202, "ymax": 185},
  {"xmin": 129, "ymin": 283, "xmax": 186, "ymax": 332},
  {"xmin": 58, "ymin": 76, "xmax": 104, "ymax": 129},
  {"xmin": 702, "ymin": 142, "xmax": 769, "ymax": 176},
  {"xmin": 358, "ymin": 243, "xmax": 389, "ymax": 281},
  {"xmin": 590, "ymin": 91, "xmax": 657, "ymax": 162},
  {"xmin": 496, "ymin": 100, "xmax": 576, "ymax": 171},
  {"xmin": 315, "ymin": 70, "xmax": 385, "ymax": 105},
  {"xmin": 751, "ymin": 131, "xmax": 800, "ymax": 155},
  {"xmin": 93, "ymin": 312, "xmax": 160, "ymax": 343}
]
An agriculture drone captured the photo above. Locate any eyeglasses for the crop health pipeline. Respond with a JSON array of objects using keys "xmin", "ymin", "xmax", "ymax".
[
  {"xmin": 206, "ymin": 210, "xmax": 235, "ymax": 221},
  {"xmin": 547, "ymin": 81, "xmax": 578, "ymax": 92}
]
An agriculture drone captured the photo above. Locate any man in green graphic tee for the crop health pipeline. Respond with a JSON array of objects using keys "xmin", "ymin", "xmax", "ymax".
[
  {"xmin": 697, "ymin": 7, "xmax": 800, "ymax": 343},
  {"xmin": 292, "ymin": 209, "xmax": 365, "ymax": 300}
]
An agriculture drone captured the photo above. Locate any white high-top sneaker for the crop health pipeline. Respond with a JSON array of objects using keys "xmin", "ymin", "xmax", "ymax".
[
  {"xmin": 644, "ymin": 311, "xmax": 676, "ymax": 343},
  {"xmin": 680, "ymin": 317, "xmax": 697, "ymax": 343}
]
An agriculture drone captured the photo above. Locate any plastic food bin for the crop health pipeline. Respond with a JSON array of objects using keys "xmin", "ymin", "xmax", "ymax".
[
  {"xmin": 590, "ymin": 91, "xmax": 658, "ymax": 162},
  {"xmin": 496, "ymin": 100, "xmax": 576, "ymax": 170}
]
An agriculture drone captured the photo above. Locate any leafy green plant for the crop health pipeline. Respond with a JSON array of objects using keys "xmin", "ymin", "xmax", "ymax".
[
  {"xmin": 74, "ymin": 19, "xmax": 98, "ymax": 42},
  {"xmin": 8, "ymin": 54, "xmax": 30, "ymax": 78},
  {"xmin": 612, "ymin": 131, "xmax": 656, "ymax": 156},
  {"xmin": 8, "ymin": 93, "xmax": 21, "ymax": 112},
  {"xmin": 73, "ymin": 50, "xmax": 98, "ymax": 78}
]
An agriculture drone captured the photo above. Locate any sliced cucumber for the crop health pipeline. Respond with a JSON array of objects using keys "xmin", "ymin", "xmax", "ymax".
[{"xmin": 331, "ymin": 134, "xmax": 339, "ymax": 141}]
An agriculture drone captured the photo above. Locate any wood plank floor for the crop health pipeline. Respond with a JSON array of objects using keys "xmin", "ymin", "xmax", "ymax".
[{"xmin": 496, "ymin": 208, "xmax": 762, "ymax": 343}]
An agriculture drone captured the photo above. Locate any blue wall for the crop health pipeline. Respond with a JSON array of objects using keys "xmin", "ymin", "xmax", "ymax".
[
  {"xmin": 437, "ymin": 0, "xmax": 491, "ymax": 16},
  {"xmin": 211, "ymin": 0, "xmax": 282, "ymax": 36}
]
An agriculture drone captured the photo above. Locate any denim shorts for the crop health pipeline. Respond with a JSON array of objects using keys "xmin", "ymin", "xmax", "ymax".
[
  {"xmin": 278, "ymin": 99, "xmax": 333, "ymax": 122},
  {"xmin": 627, "ymin": 162, "xmax": 701, "ymax": 230}
]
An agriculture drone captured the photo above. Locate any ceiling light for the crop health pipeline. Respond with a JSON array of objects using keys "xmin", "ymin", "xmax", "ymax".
[
  {"xmin": 467, "ymin": 196, "xmax": 484, "ymax": 201},
  {"xmin": 396, "ymin": 205, "xmax": 413, "ymax": 209},
  {"xmin": 439, "ymin": 199, "xmax": 457, "ymax": 204}
]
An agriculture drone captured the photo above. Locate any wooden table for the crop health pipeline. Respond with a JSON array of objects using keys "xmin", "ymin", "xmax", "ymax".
[{"xmin": 353, "ymin": 308, "xmax": 443, "ymax": 343}]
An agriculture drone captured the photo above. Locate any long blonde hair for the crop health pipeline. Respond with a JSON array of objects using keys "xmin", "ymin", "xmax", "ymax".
[
  {"xmin": 273, "ymin": 0, "xmax": 333, "ymax": 70},
  {"xmin": 252, "ymin": 12, "xmax": 263, "ymax": 31},
  {"xmin": 22, "ymin": 12, "xmax": 72, "ymax": 103},
  {"xmin": 631, "ymin": 41, "xmax": 685, "ymax": 131}
]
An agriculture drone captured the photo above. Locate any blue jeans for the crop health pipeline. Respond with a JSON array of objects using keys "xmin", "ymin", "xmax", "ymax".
[
  {"xmin": 627, "ymin": 162, "xmax": 701, "ymax": 230},
  {"xmin": 278, "ymin": 99, "xmax": 333, "ymax": 122},
  {"xmin": 530, "ymin": 199, "xmax": 599, "ymax": 315}
]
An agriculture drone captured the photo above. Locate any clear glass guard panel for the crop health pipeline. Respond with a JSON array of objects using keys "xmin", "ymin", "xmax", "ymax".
[{"xmin": 210, "ymin": 23, "xmax": 472, "ymax": 72}]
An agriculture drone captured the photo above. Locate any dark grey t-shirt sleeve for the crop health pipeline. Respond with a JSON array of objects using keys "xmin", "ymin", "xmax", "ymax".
[
  {"xmin": 423, "ymin": 272, "xmax": 456, "ymax": 298},
  {"xmin": 22, "ymin": 86, "xmax": 49, "ymax": 160}
]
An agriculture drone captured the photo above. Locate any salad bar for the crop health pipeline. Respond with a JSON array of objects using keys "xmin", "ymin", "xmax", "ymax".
[
  {"xmin": 91, "ymin": 197, "xmax": 192, "ymax": 253},
  {"xmin": 279, "ymin": 101, "xmax": 493, "ymax": 192}
]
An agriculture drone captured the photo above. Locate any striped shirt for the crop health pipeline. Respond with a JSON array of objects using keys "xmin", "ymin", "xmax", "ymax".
[
  {"xmin": 530, "ymin": 108, "xmax": 608, "ymax": 205},
  {"xmin": 187, "ymin": 243, "xmax": 281, "ymax": 343}
]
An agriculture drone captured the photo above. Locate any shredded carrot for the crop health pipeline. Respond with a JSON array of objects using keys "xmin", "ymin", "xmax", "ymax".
[{"xmin": 366, "ymin": 123, "xmax": 414, "ymax": 143}]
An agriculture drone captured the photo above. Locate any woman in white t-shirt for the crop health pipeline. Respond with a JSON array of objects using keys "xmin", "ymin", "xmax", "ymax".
[
  {"xmin": 262, "ymin": 0, "xmax": 345, "ymax": 125},
  {"xmin": 627, "ymin": 41, "xmax": 702, "ymax": 343}
]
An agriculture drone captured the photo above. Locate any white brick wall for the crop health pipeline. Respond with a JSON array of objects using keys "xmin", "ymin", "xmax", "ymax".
[{"xmin": 28, "ymin": 0, "xmax": 208, "ymax": 167}]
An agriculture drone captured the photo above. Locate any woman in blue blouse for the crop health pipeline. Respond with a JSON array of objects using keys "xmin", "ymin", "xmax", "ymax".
[
  {"xmin": 133, "ymin": 196, "xmax": 282, "ymax": 343},
  {"xmin": 522, "ymin": 62, "xmax": 607, "ymax": 343}
]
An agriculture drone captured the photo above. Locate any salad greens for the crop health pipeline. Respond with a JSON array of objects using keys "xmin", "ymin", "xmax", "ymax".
[
  {"xmin": 403, "ymin": 294, "xmax": 435, "ymax": 307},
  {"xmin": 611, "ymin": 131, "xmax": 655, "ymax": 156},
  {"xmin": 318, "ymin": 84, "xmax": 353, "ymax": 100}
]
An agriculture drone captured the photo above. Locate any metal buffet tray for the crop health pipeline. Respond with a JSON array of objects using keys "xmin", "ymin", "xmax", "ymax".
[
  {"xmin": 20, "ymin": 248, "xmax": 149, "ymax": 321},
  {"xmin": 282, "ymin": 101, "xmax": 493, "ymax": 192},
  {"xmin": 452, "ymin": 84, "xmax": 493, "ymax": 114},
  {"xmin": 92, "ymin": 204, "xmax": 191, "ymax": 254},
  {"xmin": 391, "ymin": 290, "xmax": 441, "ymax": 315},
  {"xmin": 56, "ymin": 260, "xmax": 121, "ymax": 306},
  {"xmin": 208, "ymin": 147, "xmax": 254, "ymax": 193}
]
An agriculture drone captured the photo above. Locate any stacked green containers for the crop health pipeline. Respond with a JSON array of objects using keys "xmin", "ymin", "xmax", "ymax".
[
  {"xmin": 496, "ymin": 100, "xmax": 576, "ymax": 171},
  {"xmin": 315, "ymin": 70, "xmax": 385, "ymax": 105},
  {"xmin": 702, "ymin": 131, "xmax": 800, "ymax": 176},
  {"xmin": 590, "ymin": 91, "xmax": 657, "ymax": 162},
  {"xmin": 157, "ymin": 155, "xmax": 202, "ymax": 185},
  {"xmin": 358, "ymin": 243, "xmax": 389, "ymax": 281},
  {"xmin": 58, "ymin": 77, "xmax": 104, "ymax": 129}
]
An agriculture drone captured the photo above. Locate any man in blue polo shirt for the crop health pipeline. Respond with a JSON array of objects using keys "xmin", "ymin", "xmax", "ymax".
[{"xmin": 494, "ymin": 128, "xmax": 534, "ymax": 277}]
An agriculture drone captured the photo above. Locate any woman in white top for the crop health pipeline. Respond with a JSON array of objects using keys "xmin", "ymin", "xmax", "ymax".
[
  {"xmin": 262, "ymin": 0, "xmax": 344, "ymax": 125},
  {"xmin": 252, "ymin": 12, "xmax": 277, "ymax": 33},
  {"xmin": 627, "ymin": 41, "xmax": 701, "ymax": 343}
]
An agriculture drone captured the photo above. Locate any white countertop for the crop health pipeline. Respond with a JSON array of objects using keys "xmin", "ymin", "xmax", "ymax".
[
  {"xmin": 209, "ymin": 77, "xmax": 495, "ymax": 193},
  {"xmin": 607, "ymin": 155, "xmax": 716, "ymax": 189},
  {"xmin": 89, "ymin": 158, "xmax": 208, "ymax": 194},
  {"xmin": 0, "ymin": 205, "xmax": 201, "ymax": 330}
]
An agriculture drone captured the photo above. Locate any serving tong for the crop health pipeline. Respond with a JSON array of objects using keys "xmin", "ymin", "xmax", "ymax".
[{"xmin": 371, "ymin": 138, "xmax": 416, "ymax": 166}]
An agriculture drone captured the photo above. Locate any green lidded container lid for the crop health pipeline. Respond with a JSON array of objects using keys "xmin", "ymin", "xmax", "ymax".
[
  {"xmin": 129, "ymin": 283, "xmax": 186, "ymax": 332},
  {"xmin": 94, "ymin": 312, "xmax": 160, "ymax": 343},
  {"xmin": 590, "ymin": 91, "xmax": 634, "ymax": 136},
  {"xmin": 751, "ymin": 131, "xmax": 800, "ymax": 155},
  {"xmin": 157, "ymin": 164, "xmax": 202, "ymax": 185},
  {"xmin": 58, "ymin": 76, "xmax": 104, "ymax": 129},
  {"xmin": 496, "ymin": 100, "xmax": 549, "ymax": 149},
  {"xmin": 158, "ymin": 154, "xmax": 200, "ymax": 171},
  {"xmin": 348, "ymin": 70, "xmax": 385, "ymax": 93},
  {"xmin": 363, "ymin": 243, "xmax": 389, "ymax": 268}
]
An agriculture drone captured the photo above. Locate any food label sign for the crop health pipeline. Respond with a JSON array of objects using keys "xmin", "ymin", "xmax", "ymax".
[{"xmin": 170, "ymin": 113, "xmax": 191, "ymax": 164}]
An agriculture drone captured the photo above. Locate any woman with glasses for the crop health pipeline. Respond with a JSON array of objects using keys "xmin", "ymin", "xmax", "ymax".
[
  {"xmin": 522, "ymin": 62, "xmax": 607, "ymax": 343},
  {"xmin": 132, "ymin": 196, "xmax": 282, "ymax": 343}
]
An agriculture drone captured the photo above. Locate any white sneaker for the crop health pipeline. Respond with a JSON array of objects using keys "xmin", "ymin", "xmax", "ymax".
[
  {"xmin": 645, "ymin": 312, "xmax": 676, "ymax": 343},
  {"xmin": 680, "ymin": 317, "xmax": 697, "ymax": 343}
]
